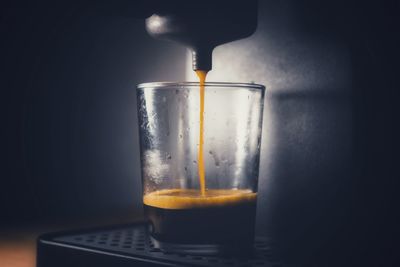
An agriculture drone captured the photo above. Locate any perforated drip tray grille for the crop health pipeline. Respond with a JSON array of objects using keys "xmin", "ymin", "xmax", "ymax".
[{"xmin": 38, "ymin": 222, "xmax": 285, "ymax": 267}]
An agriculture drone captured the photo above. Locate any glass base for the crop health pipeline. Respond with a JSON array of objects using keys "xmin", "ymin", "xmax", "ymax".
[{"xmin": 149, "ymin": 235, "xmax": 254, "ymax": 256}]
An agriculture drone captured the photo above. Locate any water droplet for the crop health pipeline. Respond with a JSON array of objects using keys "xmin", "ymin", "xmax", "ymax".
[
  {"xmin": 179, "ymin": 134, "xmax": 183, "ymax": 139},
  {"xmin": 193, "ymin": 160, "xmax": 197, "ymax": 164},
  {"xmin": 166, "ymin": 154, "xmax": 171, "ymax": 160},
  {"xmin": 209, "ymin": 150, "xmax": 213, "ymax": 155}
]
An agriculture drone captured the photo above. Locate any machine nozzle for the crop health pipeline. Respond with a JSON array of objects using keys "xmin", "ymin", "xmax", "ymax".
[{"xmin": 191, "ymin": 47, "xmax": 212, "ymax": 71}]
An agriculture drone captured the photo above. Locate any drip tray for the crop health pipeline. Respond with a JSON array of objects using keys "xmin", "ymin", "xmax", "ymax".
[{"xmin": 37, "ymin": 222, "xmax": 285, "ymax": 267}]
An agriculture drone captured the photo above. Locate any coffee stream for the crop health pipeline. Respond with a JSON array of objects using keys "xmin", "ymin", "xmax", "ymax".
[{"xmin": 196, "ymin": 70, "xmax": 207, "ymax": 196}]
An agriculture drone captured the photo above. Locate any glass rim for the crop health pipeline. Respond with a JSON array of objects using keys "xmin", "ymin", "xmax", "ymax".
[{"xmin": 137, "ymin": 82, "xmax": 265, "ymax": 90}]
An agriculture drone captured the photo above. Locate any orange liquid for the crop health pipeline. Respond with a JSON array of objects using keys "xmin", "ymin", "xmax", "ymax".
[
  {"xmin": 143, "ymin": 189, "xmax": 257, "ymax": 246},
  {"xmin": 143, "ymin": 188, "xmax": 257, "ymax": 209},
  {"xmin": 196, "ymin": 70, "xmax": 208, "ymax": 196}
]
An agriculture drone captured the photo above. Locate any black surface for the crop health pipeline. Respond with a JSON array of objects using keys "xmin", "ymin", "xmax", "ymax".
[
  {"xmin": 37, "ymin": 222, "xmax": 283, "ymax": 267},
  {"xmin": 0, "ymin": 1, "xmax": 186, "ymax": 224}
]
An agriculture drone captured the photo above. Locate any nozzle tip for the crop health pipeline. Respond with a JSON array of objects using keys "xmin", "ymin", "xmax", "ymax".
[{"xmin": 192, "ymin": 48, "xmax": 212, "ymax": 71}]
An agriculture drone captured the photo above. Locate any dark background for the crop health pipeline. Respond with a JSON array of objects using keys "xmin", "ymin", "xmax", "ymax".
[{"xmin": 1, "ymin": 0, "xmax": 399, "ymax": 265}]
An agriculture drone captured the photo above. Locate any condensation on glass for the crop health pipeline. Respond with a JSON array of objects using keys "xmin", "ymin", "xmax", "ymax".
[{"xmin": 136, "ymin": 82, "xmax": 265, "ymax": 195}]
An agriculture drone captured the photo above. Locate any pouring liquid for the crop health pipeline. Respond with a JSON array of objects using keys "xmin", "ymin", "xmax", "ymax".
[{"xmin": 196, "ymin": 70, "xmax": 208, "ymax": 196}]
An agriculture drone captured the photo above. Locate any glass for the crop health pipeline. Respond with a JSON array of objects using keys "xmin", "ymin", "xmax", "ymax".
[{"xmin": 136, "ymin": 82, "xmax": 265, "ymax": 255}]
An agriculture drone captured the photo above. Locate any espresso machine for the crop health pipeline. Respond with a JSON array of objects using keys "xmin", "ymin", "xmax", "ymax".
[
  {"xmin": 35, "ymin": 0, "xmax": 399, "ymax": 266},
  {"xmin": 36, "ymin": 1, "xmax": 279, "ymax": 266}
]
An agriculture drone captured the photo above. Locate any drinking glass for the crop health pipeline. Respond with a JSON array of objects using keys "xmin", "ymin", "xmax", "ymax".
[{"xmin": 137, "ymin": 82, "xmax": 265, "ymax": 254}]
